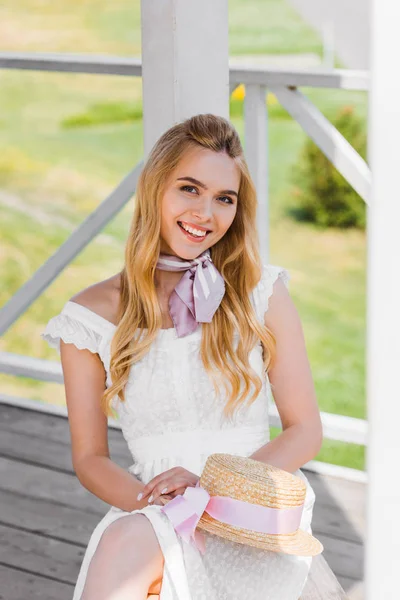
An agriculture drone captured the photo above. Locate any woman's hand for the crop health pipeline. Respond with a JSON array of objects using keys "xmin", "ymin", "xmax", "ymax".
[
  {"xmin": 152, "ymin": 494, "xmax": 174, "ymax": 506},
  {"xmin": 137, "ymin": 467, "xmax": 200, "ymax": 505}
]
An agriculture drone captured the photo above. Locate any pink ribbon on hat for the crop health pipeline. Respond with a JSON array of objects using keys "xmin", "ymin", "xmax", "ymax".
[
  {"xmin": 160, "ymin": 480, "xmax": 304, "ymax": 555},
  {"xmin": 156, "ymin": 249, "xmax": 225, "ymax": 338}
]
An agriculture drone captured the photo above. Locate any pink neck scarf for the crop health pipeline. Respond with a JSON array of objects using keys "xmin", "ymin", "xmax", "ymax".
[{"xmin": 156, "ymin": 249, "xmax": 225, "ymax": 337}]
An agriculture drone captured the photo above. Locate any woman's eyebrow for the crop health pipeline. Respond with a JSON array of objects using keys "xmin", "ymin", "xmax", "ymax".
[{"xmin": 176, "ymin": 176, "xmax": 238, "ymax": 198}]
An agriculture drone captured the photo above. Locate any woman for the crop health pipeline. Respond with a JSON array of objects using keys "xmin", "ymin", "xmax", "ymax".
[{"xmin": 41, "ymin": 113, "xmax": 323, "ymax": 600}]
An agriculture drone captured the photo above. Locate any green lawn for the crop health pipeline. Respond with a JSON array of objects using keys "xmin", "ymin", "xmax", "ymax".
[{"xmin": 0, "ymin": 1, "xmax": 366, "ymax": 470}]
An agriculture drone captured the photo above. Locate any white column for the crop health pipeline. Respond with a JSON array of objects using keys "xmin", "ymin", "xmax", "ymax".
[
  {"xmin": 140, "ymin": 0, "xmax": 229, "ymax": 158},
  {"xmin": 244, "ymin": 84, "xmax": 269, "ymax": 264},
  {"xmin": 366, "ymin": 1, "xmax": 400, "ymax": 598}
]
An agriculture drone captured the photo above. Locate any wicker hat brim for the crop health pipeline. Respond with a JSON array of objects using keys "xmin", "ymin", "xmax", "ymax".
[{"xmin": 197, "ymin": 512, "xmax": 324, "ymax": 557}]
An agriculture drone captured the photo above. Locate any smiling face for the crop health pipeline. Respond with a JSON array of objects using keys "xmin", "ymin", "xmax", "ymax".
[{"xmin": 160, "ymin": 146, "xmax": 240, "ymax": 259}]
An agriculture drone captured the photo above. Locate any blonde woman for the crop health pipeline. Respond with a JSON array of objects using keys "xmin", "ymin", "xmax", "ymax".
[{"xmin": 41, "ymin": 113, "xmax": 323, "ymax": 600}]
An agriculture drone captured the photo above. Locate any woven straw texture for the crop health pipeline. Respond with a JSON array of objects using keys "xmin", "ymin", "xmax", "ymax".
[{"xmin": 196, "ymin": 453, "xmax": 323, "ymax": 557}]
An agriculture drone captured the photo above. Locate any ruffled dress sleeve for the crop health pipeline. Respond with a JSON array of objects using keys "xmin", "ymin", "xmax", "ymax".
[
  {"xmin": 252, "ymin": 263, "xmax": 291, "ymax": 324},
  {"xmin": 40, "ymin": 301, "xmax": 104, "ymax": 357},
  {"xmin": 40, "ymin": 301, "xmax": 122, "ymax": 413}
]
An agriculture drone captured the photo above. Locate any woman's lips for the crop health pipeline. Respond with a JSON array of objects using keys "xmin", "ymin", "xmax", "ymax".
[{"xmin": 177, "ymin": 221, "xmax": 210, "ymax": 242}]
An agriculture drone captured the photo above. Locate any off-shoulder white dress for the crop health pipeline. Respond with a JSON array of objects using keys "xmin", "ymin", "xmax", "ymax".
[{"xmin": 41, "ymin": 264, "xmax": 316, "ymax": 600}]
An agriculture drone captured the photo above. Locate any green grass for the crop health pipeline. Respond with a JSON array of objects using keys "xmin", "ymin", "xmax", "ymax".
[
  {"xmin": 0, "ymin": 0, "xmax": 366, "ymax": 470},
  {"xmin": 229, "ymin": 0, "xmax": 323, "ymax": 55},
  {"xmin": 0, "ymin": 0, "xmax": 322, "ymax": 55}
]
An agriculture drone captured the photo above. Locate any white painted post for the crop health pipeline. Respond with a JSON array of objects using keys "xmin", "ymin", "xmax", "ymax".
[
  {"xmin": 244, "ymin": 84, "xmax": 269, "ymax": 264},
  {"xmin": 140, "ymin": 0, "xmax": 229, "ymax": 159},
  {"xmin": 366, "ymin": 1, "xmax": 400, "ymax": 597},
  {"xmin": 322, "ymin": 21, "xmax": 335, "ymax": 69}
]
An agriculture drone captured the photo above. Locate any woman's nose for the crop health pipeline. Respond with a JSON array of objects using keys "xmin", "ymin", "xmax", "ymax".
[{"xmin": 192, "ymin": 198, "xmax": 213, "ymax": 219}]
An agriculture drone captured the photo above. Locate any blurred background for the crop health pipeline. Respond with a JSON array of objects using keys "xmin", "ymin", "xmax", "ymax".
[{"xmin": 0, "ymin": 0, "xmax": 368, "ymax": 472}]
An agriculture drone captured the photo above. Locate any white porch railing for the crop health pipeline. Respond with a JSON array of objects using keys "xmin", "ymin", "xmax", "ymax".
[{"xmin": 0, "ymin": 52, "xmax": 369, "ymax": 479}]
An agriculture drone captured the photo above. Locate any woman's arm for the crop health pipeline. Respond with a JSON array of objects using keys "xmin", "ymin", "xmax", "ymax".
[
  {"xmin": 60, "ymin": 339, "xmax": 152, "ymax": 511},
  {"xmin": 249, "ymin": 276, "xmax": 323, "ymax": 472}
]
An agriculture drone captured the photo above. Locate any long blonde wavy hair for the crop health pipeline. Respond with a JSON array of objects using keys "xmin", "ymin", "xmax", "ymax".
[{"xmin": 102, "ymin": 113, "xmax": 277, "ymax": 422}]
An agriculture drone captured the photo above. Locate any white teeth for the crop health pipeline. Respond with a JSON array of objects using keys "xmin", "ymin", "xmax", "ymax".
[{"xmin": 180, "ymin": 222, "xmax": 207, "ymax": 237}]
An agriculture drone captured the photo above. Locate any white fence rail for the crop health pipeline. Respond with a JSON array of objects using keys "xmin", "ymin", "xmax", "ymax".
[{"xmin": 0, "ymin": 51, "xmax": 369, "ymax": 89}]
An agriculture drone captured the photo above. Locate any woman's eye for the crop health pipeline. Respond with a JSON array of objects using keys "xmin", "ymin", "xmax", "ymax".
[
  {"xmin": 181, "ymin": 185, "xmax": 197, "ymax": 193},
  {"xmin": 180, "ymin": 185, "xmax": 233, "ymax": 204}
]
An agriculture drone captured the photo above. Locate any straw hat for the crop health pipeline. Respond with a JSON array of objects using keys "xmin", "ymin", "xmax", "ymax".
[{"xmin": 194, "ymin": 453, "xmax": 323, "ymax": 557}]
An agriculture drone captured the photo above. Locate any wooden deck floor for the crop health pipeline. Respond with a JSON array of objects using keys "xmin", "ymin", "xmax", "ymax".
[{"xmin": 0, "ymin": 403, "xmax": 365, "ymax": 599}]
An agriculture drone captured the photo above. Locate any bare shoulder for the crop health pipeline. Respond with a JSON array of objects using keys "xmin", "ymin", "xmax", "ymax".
[{"xmin": 70, "ymin": 273, "xmax": 122, "ymax": 326}]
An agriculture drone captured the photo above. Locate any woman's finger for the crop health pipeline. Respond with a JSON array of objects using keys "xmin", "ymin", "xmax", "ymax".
[
  {"xmin": 153, "ymin": 494, "xmax": 174, "ymax": 506},
  {"xmin": 167, "ymin": 486, "xmax": 187, "ymax": 498},
  {"xmin": 137, "ymin": 476, "xmax": 171, "ymax": 502},
  {"xmin": 137, "ymin": 468, "xmax": 180, "ymax": 501},
  {"xmin": 147, "ymin": 477, "xmax": 189, "ymax": 503}
]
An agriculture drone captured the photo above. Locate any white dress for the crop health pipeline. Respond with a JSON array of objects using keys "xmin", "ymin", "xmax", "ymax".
[{"xmin": 41, "ymin": 263, "xmax": 317, "ymax": 600}]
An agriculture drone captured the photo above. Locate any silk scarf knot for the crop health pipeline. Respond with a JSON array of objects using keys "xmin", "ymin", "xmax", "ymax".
[{"xmin": 156, "ymin": 249, "xmax": 225, "ymax": 337}]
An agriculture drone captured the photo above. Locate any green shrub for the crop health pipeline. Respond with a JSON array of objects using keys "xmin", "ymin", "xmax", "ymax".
[
  {"xmin": 61, "ymin": 101, "xmax": 142, "ymax": 128},
  {"xmin": 289, "ymin": 105, "xmax": 367, "ymax": 229}
]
